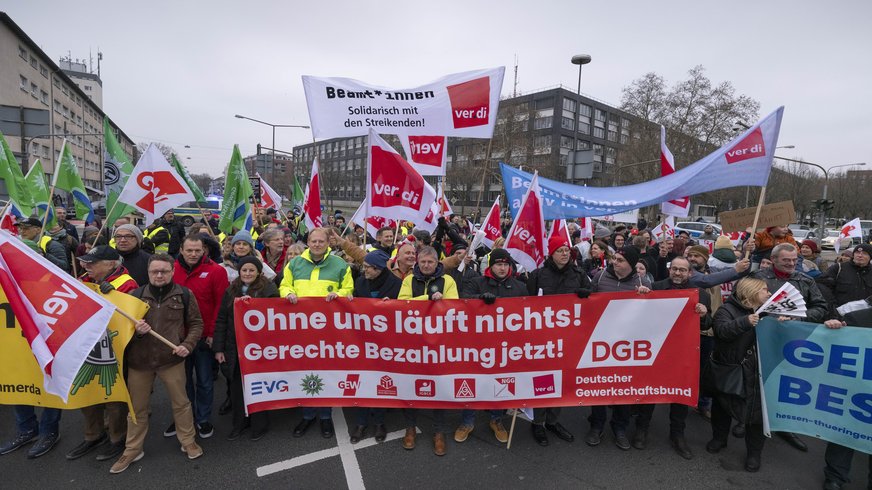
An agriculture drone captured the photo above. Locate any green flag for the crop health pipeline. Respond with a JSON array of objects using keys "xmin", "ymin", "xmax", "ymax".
[
  {"xmin": 292, "ymin": 174, "xmax": 305, "ymax": 208},
  {"xmin": 103, "ymin": 118, "xmax": 137, "ymax": 227},
  {"xmin": 25, "ymin": 159, "xmax": 55, "ymax": 227},
  {"xmin": 53, "ymin": 140, "xmax": 96, "ymax": 224},
  {"xmin": 218, "ymin": 145, "xmax": 253, "ymax": 235},
  {"xmin": 0, "ymin": 131, "xmax": 34, "ymax": 216},
  {"xmin": 171, "ymin": 153, "xmax": 207, "ymax": 202}
]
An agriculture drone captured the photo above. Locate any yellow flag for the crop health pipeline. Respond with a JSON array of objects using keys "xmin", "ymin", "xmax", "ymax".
[{"xmin": 0, "ymin": 284, "xmax": 148, "ymax": 418}]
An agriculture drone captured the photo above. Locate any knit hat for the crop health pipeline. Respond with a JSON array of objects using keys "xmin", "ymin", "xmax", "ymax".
[
  {"xmin": 488, "ymin": 248, "xmax": 514, "ymax": 268},
  {"xmin": 548, "ymin": 235, "xmax": 571, "ymax": 256},
  {"xmin": 364, "ymin": 250, "xmax": 390, "ymax": 270},
  {"xmin": 231, "ymin": 230, "xmax": 255, "ymax": 247},
  {"xmin": 115, "ymin": 224, "xmax": 143, "ymax": 245},
  {"xmin": 594, "ymin": 225, "xmax": 611, "ymax": 239},
  {"xmin": 801, "ymin": 239, "xmax": 819, "ymax": 254},
  {"xmin": 616, "ymin": 245, "xmax": 640, "ymax": 268},
  {"xmin": 714, "ymin": 235, "xmax": 733, "ymax": 250},
  {"xmin": 237, "ymin": 256, "xmax": 263, "ymax": 273},
  {"xmin": 688, "ymin": 245, "xmax": 710, "ymax": 261},
  {"xmin": 855, "ymin": 243, "xmax": 872, "ymax": 257}
]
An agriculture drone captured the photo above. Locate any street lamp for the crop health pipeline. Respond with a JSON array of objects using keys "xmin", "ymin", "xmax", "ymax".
[
  {"xmin": 234, "ymin": 114, "xmax": 310, "ymax": 179},
  {"xmin": 568, "ymin": 54, "xmax": 592, "ymax": 184},
  {"xmin": 775, "ymin": 156, "xmax": 866, "ymax": 236}
]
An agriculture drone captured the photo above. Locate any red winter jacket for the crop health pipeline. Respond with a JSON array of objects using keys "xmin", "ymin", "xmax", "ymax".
[{"xmin": 173, "ymin": 255, "xmax": 229, "ymax": 338}]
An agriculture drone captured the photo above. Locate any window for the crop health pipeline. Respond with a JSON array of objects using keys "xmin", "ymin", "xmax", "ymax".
[
  {"xmin": 53, "ymin": 77, "xmax": 60, "ymax": 88},
  {"xmin": 562, "ymin": 98, "xmax": 577, "ymax": 112},
  {"xmin": 534, "ymin": 97, "xmax": 554, "ymax": 109},
  {"xmin": 40, "ymin": 65, "xmax": 48, "ymax": 78},
  {"xmin": 534, "ymin": 135, "xmax": 551, "ymax": 149},
  {"xmin": 61, "ymin": 84, "xmax": 68, "ymax": 95},
  {"xmin": 593, "ymin": 144, "xmax": 603, "ymax": 162},
  {"xmin": 20, "ymin": 75, "xmax": 28, "ymax": 91},
  {"xmin": 608, "ymin": 130, "xmax": 617, "ymax": 142},
  {"xmin": 31, "ymin": 82, "xmax": 38, "ymax": 98},
  {"xmin": 595, "ymin": 109, "xmax": 607, "ymax": 122},
  {"xmin": 561, "ymin": 117, "xmax": 575, "ymax": 131},
  {"xmin": 533, "ymin": 116, "xmax": 552, "ymax": 130},
  {"xmin": 18, "ymin": 45, "xmax": 27, "ymax": 60},
  {"xmin": 594, "ymin": 127, "xmax": 605, "ymax": 139},
  {"xmin": 578, "ymin": 122, "xmax": 591, "ymax": 135},
  {"xmin": 622, "ymin": 117, "xmax": 630, "ymax": 128},
  {"xmin": 577, "ymin": 140, "xmax": 591, "ymax": 150},
  {"xmin": 560, "ymin": 135, "xmax": 574, "ymax": 148},
  {"xmin": 579, "ymin": 104, "xmax": 592, "ymax": 117},
  {"xmin": 30, "ymin": 55, "xmax": 38, "ymax": 69},
  {"xmin": 40, "ymin": 90, "xmax": 48, "ymax": 105}
]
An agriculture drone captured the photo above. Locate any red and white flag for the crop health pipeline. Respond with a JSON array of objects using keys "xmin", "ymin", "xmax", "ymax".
[
  {"xmin": 478, "ymin": 196, "xmax": 502, "ymax": 249},
  {"xmin": 303, "ymin": 158, "xmax": 323, "ymax": 231},
  {"xmin": 504, "ymin": 172, "xmax": 546, "ymax": 271},
  {"xmin": 659, "ymin": 126, "xmax": 691, "ymax": 218},
  {"xmin": 836, "ymin": 218, "xmax": 863, "ymax": 253},
  {"xmin": 365, "ymin": 129, "xmax": 437, "ymax": 225},
  {"xmin": 399, "ymin": 135, "xmax": 447, "ymax": 176},
  {"xmin": 653, "ymin": 215, "xmax": 676, "ymax": 242},
  {"xmin": 0, "ymin": 206, "xmax": 17, "ymax": 236},
  {"xmin": 436, "ymin": 182, "xmax": 454, "ymax": 218},
  {"xmin": 117, "ymin": 144, "xmax": 195, "ymax": 226},
  {"xmin": 548, "ymin": 219, "xmax": 572, "ymax": 245},
  {"xmin": 578, "ymin": 217, "xmax": 593, "ymax": 241},
  {"xmin": 414, "ymin": 200, "xmax": 442, "ymax": 234},
  {"xmin": 0, "ymin": 230, "xmax": 115, "ymax": 401},
  {"xmin": 257, "ymin": 172, "xmax": 283, "ymax": 210},
  {"xmin": 348, "ymin": 201, "xmax": 397, "ymax": 238}
]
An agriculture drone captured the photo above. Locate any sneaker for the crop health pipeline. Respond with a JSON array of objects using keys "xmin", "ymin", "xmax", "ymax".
[
  {"xmin": 163, "ymin": 423, "xmax": 176, "ymax": 438},
  {"xmin": 66, "ymin": 433, "xmax": 109, "ymax": 460},
  {"xmin": 0, "ymin": 431, "xmax": 37, "ymax": 455},
  {"xmin": 110, "ymin": 452, "xmax": 144, "ymax": 474},
  {"xmin": 613, "ymin": 431, "xmax": 631, "ymax": 451},
  {"xmin": 182, "ymin": 442, "xmax": 203, "ymax": 460},
  {"xmin": 489, "ymin": 420, "xmax": 509, "ymax": 443},
  {"xmin": 584, "ymin": 428, "xmax": 603, "ymax": 447},
  {"xmin": 197, "ymin": 422, "xmax": 214, "ymax": 439},
  {"xmin": 454, "ymin": 424, "xmax": 474, "ymax": 443},
  {"xmin": 27, "ymin": 432, "xmax": 60, "ymax": 459}
]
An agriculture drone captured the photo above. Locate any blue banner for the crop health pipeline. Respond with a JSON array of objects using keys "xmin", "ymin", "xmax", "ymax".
[
  {"xmin": 500, "ymin": 107, "xmax": 783, "ymax": 219},
  {"xmin": 757, "ymin": 317, "xmax": 872, "ymax": 454}
]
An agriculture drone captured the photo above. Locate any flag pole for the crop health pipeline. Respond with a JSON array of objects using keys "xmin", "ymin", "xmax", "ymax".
[
  {"xmin": 506, "ymin": 409, "xmax": 519, "ymax": 449},
  {"xmin": 475, "ymin": 137, "xmax": 494, "ymax": 220},
  {"xmin": 114, "ymin": 307, "xmax": 179, "ymax": 350},
  {"xmin": 91, "ymin": 200, "xmax": 120, "ymax": 247},
  {"xmin": 744, "ymin": 187, "xmax": 766, "ymax": 260},
  {"xmin": 193, "ymin": 202, "xmax": 217, "ymax": 239}
]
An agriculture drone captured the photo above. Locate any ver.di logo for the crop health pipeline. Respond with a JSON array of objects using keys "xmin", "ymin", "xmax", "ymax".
[{"xmin": 301, "ymin": 373, "xmax": 325, "ymax": 396}]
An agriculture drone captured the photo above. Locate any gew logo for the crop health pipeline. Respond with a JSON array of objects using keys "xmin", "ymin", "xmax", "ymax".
[{"xmin": 251, "ymin": 380, "xmax": 289, "ymax": 396}]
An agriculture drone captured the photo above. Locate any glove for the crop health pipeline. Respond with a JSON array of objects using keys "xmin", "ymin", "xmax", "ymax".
[
  {"xmin": 99, "ymin": 281, "xmax": 115, "ymax": 294},
  {"xmin": 576, "ymin": 288, "xmax": 591, "ymax": 299},
  {"xmin": 480, "ymin": 292, "xmax": 497, "ymax": 305}
]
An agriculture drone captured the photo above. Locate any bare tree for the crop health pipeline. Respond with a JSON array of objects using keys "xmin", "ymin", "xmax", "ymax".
[{"xmin": 135, "ymin": 142, "xmax": 178, "ymax": 162}]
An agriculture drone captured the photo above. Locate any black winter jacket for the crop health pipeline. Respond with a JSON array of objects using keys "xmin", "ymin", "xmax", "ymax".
[
  {"xmin": 752, "ymin": 268, "xmax": 829, "ymax": 323},
  {"xmin": 464, "ymin": 269, "xmax": 527, "ymax": 299},
  {"xmin": 711, "ymin": 295, "xmax": 762, "ymax": 424},
  {"xmin": 653, "ymin": 278, "xmax": 713, "ymax": 330},
  {"xmin": 354, "ymin": 268, "xmax": 402, "ymax": 299},
  {"xmin": 119, "ymin": 247, "xmax": 152, "ymax": 287},
  {"xmin": 213, "ymin": 279, "xmax": 279, "ymax": 368},
  {"xmin": 526, "ymin": 257, "xmax": 592, "ymax": 296},
  {"xmin": 816, "ymin": 261, "xmax": 872, "ymax": 308}
]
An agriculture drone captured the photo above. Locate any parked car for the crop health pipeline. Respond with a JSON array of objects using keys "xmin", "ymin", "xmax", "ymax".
[
  {"xmin": 791, "ymin": 229, "xmax": 817, "ymax": 241},
  {"xmin": 821, "ymin": 230, "xmax": 852, "ymax": 250},
  {"xmin": 674, "ymin": 221, "xmax": 722, "ymax": 238}
]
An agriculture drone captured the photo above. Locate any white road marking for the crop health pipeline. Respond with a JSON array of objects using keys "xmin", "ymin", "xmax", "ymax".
[{"xmin": 256, "ymin": 408, "xmax": 421, "ymax": 485}]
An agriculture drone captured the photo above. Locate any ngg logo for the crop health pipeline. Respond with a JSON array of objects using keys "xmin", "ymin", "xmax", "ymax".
[{"xmin": 251, "ymin": 380, "xmax": 289, "ymax": 396}]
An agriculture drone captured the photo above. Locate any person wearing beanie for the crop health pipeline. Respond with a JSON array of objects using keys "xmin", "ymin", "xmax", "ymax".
[
  {"xmin": 587, "ymin": 245, "xmax": 652, "ymax": 450},
  {"xmin": 751, "ymin": 224, "xmax": 797, "ymax": 264},
  {"xmin": 799, "ymin": 239, "xmax": 823, "ymax": 271},
  {"xmin": 525, "ymin": 235, "xmax": 592, "ymax": 447},
  {"xmin": 223, "ymin": 230, "xmax": 276, "ymax": 281},
  {"xmin": 709, "ymin": 236, "xmax": 738, "ymax": 273},
  {"xmin": 348, "ymin": 249, "xmax": 401, "ymax": 445},
  {"xmin": 213, "ymin": 251, "xmax": 278, "ymax": 442},
  {"xmin": 112, "ymin": 224, "xmax": 151, "ymax": 286},
  {"xmin": 453, "ymin": 246, "xmax": 524, "ymax": 446}
]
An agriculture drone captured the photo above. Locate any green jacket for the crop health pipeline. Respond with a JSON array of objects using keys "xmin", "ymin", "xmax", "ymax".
[{"xmin": 279, "ymin": 248, "xmax": 354, "ymax": 298}]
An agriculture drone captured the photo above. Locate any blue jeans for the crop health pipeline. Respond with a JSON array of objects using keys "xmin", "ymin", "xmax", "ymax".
[
  {"xmin": 303, "ymin": 407, "xmax": 332, "ymax": 420},
  {"xmin": 355, "ymin": 408, "xmax": 386, "ymax": 426},
  {"xmin": 185, "ymin": 339, "xmax": 215, "ymax": 425},
  {"xmin": 461, "ymin": 409, "xmax": 503, "ymax": 426},
  {"xmin": 13, "ymin": 406, "xmax": 61, "ymax": 436}
]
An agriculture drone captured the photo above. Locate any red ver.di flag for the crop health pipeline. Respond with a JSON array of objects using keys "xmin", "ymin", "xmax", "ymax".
[
  {"xmin": 478, "ymin": 196, "xmax": 502, "ymax": 249},
  {"xmin": 0, "ymin": 230, "xmax": 115, "ymax": 401},
  {"xmin": 234, "ymin": 290, "xmax": 700, "ymax": 413},
  {"xmin": 117, "ymin": 143, "xmax": 194, "ymax": 226},
  {"xmin": 302, "ymin": 67, "xmax": 504, "ymax": 139},
  {"xmin": 366, "ymin": 129, "xmax": 437, "ymax": 225},
  {"xmin": 660, "ymin": 126, "xmax": 691, "ymax": 218},
  {"xmin": 504, "ymin": 171, "xmax": 546, "ymax": 271},
  {"xmin": 399, "ymin": 135, "xmax": 447, "ymax": 176},
  {"xmin": 303, "ymin": 158, "xmax": 323, "ymax": 230}
]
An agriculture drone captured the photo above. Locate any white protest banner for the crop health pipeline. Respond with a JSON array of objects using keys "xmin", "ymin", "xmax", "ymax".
[{"xmin": 303, "ymin": 67, "xmax": 505, "ymax": 139}]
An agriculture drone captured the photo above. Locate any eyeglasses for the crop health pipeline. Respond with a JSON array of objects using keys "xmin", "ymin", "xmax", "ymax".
[
  {"xmin": 114, "ymin": 235, "xmax": 137, "ymax": 240},
  {"xmin": 148, "ymin": 269, "xmax": 173, "ymax": 275}
]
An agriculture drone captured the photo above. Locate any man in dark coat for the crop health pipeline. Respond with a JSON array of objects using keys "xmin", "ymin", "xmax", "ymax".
[
  {"xmin": 525, "ymin": 235, "xmax": 592, "ymax": 446},
  {"xmin": 113, "ymin": 224, "xmax": 151, "ymax": 286},
  {"xmin": 635, "ymin": 256, "xmax": 712, "ymax": 459},
  {"xmin": 816, "ymin": 243, "xmax": 872, "ymax": 311}
]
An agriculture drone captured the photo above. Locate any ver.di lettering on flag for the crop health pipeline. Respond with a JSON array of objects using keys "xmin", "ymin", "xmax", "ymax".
[{"xmin": 365, "ymin": 129, "xmax": 436, "ymax": 225}]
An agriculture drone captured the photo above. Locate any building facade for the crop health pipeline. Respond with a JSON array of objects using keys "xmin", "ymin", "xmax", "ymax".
[{"xmin": 0, "ymin": 12, "xmax": 135, "ymax": 206}]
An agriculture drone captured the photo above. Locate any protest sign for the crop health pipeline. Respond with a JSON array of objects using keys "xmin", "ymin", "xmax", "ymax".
[
  {"xmin": 717, "ymin": 200, "xmax": 796, "ymax": 232},
  {"xmin": 757, "ymin": 318, "xmax": 872, "ymax": 454},
  {"xmin": 235, "ymin": 290, "xmax": 700, "ymax": 414},
  {"xmin": 303, "ymin": 67, "xmax": 504, "ymax": 139}
]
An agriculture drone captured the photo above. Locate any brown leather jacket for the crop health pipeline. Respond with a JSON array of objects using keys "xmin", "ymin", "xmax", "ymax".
[{"xmin": 127, "ymin": 283, "xmax": 204, "ymax": 371}]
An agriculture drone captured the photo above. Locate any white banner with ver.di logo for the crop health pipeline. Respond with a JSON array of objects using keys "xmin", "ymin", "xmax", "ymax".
[{"xmin": 302, "ymin": 67, "xmax": 505, "ymax": 139}]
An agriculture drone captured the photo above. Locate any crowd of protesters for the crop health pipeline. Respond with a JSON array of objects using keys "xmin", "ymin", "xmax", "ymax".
[{"xmin": 1, "ymin": 205, "xmax": 869, "ymax": 489}]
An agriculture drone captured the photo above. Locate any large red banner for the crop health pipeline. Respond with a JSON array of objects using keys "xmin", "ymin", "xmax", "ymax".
[{"xmin": 234, "ymin": 290, "xmax": 700, "ymax": 414}]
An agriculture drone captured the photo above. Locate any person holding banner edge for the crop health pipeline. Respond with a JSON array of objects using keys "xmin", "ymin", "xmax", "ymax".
[
  {"xmin": 525, "ymin": 235, "xmax": 593, "ymax": 447},
  {"xmin": 280, "ymin": 227, "xmax": 354, "ymax": 439}
]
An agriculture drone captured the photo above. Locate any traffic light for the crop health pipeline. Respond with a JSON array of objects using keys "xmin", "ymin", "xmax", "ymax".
[{"xmin": 821, "ymin": 199, "xmax": 835, "ymax": 211}]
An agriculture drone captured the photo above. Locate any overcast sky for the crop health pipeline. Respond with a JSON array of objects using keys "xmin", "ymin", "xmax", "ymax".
[{"xmin": 6, "ymin": 1, "xmax": 871, "ymax": 179}]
